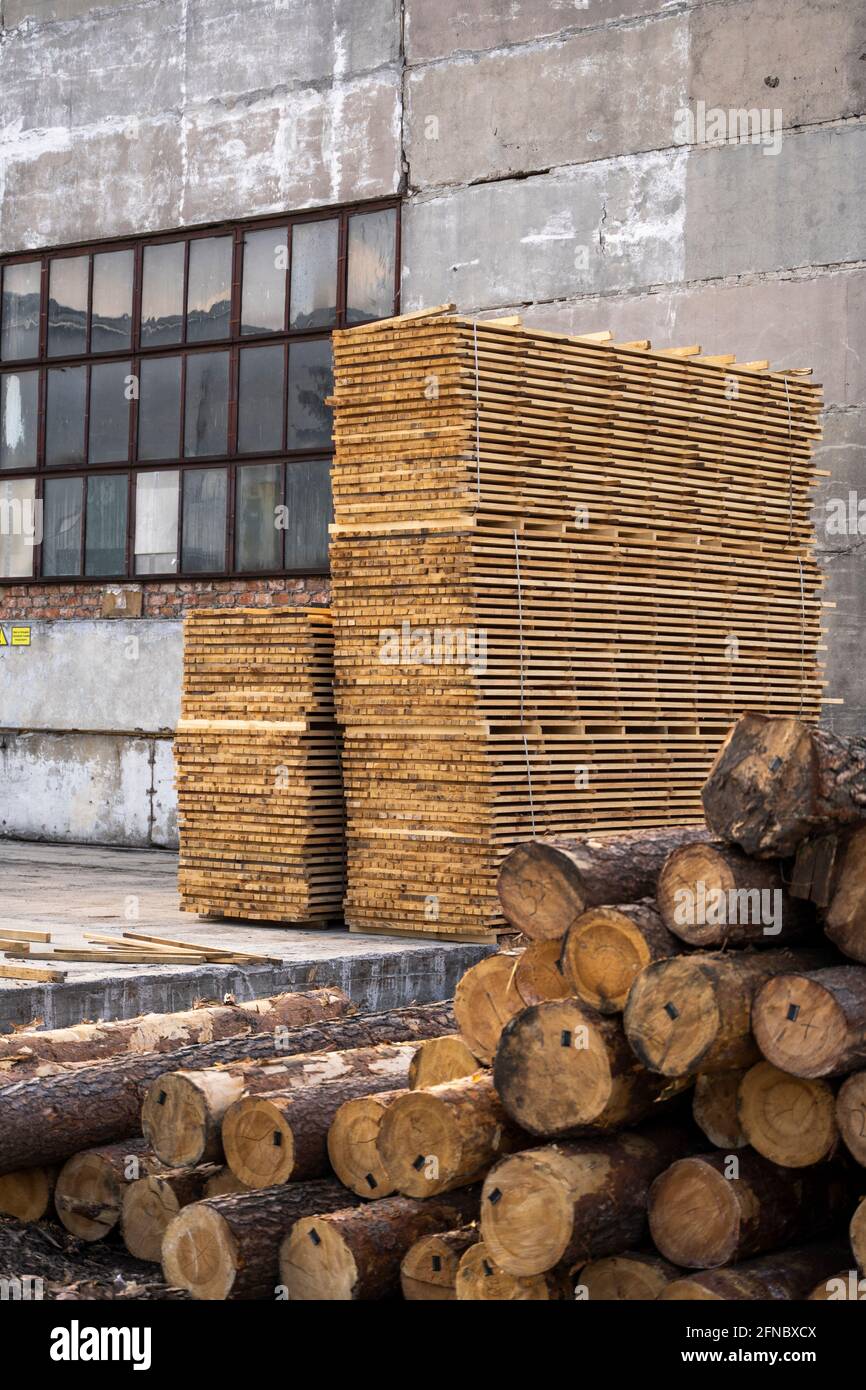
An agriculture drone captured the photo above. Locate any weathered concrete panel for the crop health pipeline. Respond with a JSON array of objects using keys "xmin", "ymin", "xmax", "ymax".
[
  {"xmin": 152, "ymin": 737, "xmax": 179, "ymax": 848},
  {"xmin": 402, "ymin": 148, "xmax": 687, "ymax": 311},
  {"xmin": 3, "ymin": 0, "xmax": 127, "ymax": 24},
  {"xmin": 0, "ymin": 619, "xmax": 182, "ymax": 732},
  {"xmin": 404, "ymin": 0, "xmax": 663, "ymax": 62},
  {"xmin": 0, "ymin": 732, "xmax": 157, "ymax": 845},
  {"xmin": 513, "ymin": 268, "xmax": 866, "ymax": 409},
  {"xmin": 406, "ymin": 15, "xmax": 688, "ymax": 187},
  {"xmin": 684, "ymin": 126, "xmax": 866, "ymax": 283}
]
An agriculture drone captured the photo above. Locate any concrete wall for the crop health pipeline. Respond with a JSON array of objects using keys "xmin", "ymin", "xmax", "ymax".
[{"xmin": 0, "ymin": 0, "xmax": 863, "ymax": 843}]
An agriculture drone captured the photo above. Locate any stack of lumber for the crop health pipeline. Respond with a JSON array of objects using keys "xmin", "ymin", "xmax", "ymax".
[
  {"xmin": 176, "ymin": 606, "xmax": 345, "ymax": 924},
  {"xmin": 0, "ymin": 928, "xmax": 285, "ymax": 980},
  {"xmin": 328, "ymin": 307, "xmax": 824, "ymax": 940}
]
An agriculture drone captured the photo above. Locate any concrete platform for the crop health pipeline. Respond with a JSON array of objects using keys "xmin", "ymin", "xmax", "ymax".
[{"xmin": 0, "ymin": 842, "xmax": 493, "ymax": 1033}]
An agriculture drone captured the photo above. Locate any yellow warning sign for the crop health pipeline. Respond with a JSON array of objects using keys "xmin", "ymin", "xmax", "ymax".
[
  {"xmin": 0, "ymin": 628, "xmax": 6, "ymax": 646},
  {"xmin": 11, "ymin": 627, "xmax": 30, "ymax": 646}
]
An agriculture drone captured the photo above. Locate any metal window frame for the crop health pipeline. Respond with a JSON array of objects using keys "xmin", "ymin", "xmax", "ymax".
[{"xmin": 0, "ymin": 197, "xmax": 400, "ymax": 583}]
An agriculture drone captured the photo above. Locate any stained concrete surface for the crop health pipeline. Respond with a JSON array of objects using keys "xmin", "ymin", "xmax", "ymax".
[{"xmin": 0, "ymin": 841, "xmax": 492, "ymax": 1032}]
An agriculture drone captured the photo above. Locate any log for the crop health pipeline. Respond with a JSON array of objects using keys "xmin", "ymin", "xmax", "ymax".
[
  {"xmin": 0, "ymin": 1166, "xmax": 56, "ymax": 1222},
  {"xmin": 203, "ymin": 1167, "xmax": 250, "ymax": 1198},
  {"xmin": 809, "ymin": 1268, "xmax": 866, "ymax": 1300},
  {"xmin": 702, "ymin": 714, "xmax": 866, "ymax": 858},
  {"xmin": 494, "ymin": 998, "xmax": 689, "ymax": 1138},
  {"xmin": 326, "ymin": 1089, "xmax": 405, "ymax": 1199},
  {"xmin": 279, "ymin": 1189, "xmax": 480, "ymax": 1300},
  {"xmin": 480, "ymin": 1123, "xmax": 696, "ymax": 1276},
  {"xmin": 559, "ymin": 901, "xmax": 681, "ymax": 1013},
  {"xmin": 455, "ymin": 1240, "xmax": 571, "ymax": 1300},
  {"xmin": 400, "ymin": 1228, "xmax": 478, "ymax": 1300},
  {"xmin": 692, "ymin": 1071, "xmax": 748, "ymax": 1149},
  {"xmin": 648, "ymin": 1150, "xmax": 855, "ymax": 1268},
  {"xmin": 377, "ymin": 1073, "xmax": 527, "ymax": 1197},
  {"xmin": 836, "ymin": 1071, "xmax": 866, "ymax": 1167},
  {"xmin": 407, "ymin": 1035, "xmax": 479, "ymax": 1089},
  {"xmin": 0, "ymin": 1001, "xmax": 456, "ymax": 1175},
  {"xmin": 623, "ymin": 947, "xmax": 832, "ymax": 1076},
  {"xmin": 453, "ymin": 952, "xmax": 523, "ymax": 1063},
  {"xmin": 122, "ymin": 1164, "xmax": 225, "ymax": 1262},
  {"xmin": 752, "ymin": 964, "xmax": 866, "ymax": 1077},
  {"xmin": 659, "ymin": 1242, "xmax": 853, "ymax": 1300},
  {"xmin": 223, "ymin": 1064, "xmax": 416, "ymax": 1189},
  {"xmin": 790, "ymin": 824, "xmax": 855, "ymax": 906},
  {"xmin": 54, "ymin": 1139, "xmax": 161, "ymax": 1242},
  {"xmin": 163, "ymin": 1178, "xmax": 358, "ymax": 1300},
  {"xmin": 657, "ymin": 841, "xmax": 813, "ymax": 946},
  {"xmin": 575, "ymin": 1250, "xmax": 680, "ymax": 1300},
  {"xmin": 737, "ymin": 1060, "xmax": 838, "ymax": 1167},
  {"xmin": 821, "ymin": 824, "xmax": 866, "ymax": 962},
  {"xmin": 851, "ymin": 1196, "xmax": 866, "ymax": 1273},
  {"xmin": 513, "ymin": 940, "xmax": 571, "ymax": 1006},
  {"xmin": 497, "ymin": 826, "xmax": 709, "ymax": 940},
  {"xmin": 0, "ymin": 988, "xmax": 350, "ymax": 1067}
]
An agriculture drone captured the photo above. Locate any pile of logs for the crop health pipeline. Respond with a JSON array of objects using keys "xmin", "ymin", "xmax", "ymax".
[{"xmin": 2, "ymin": 713, "xmax": 865, "ymax": 1300}]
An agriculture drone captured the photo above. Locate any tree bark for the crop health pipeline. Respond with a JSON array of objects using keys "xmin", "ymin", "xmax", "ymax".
[
  {"xmin": 377, "ymin": 1072, "xmax": 528, "ymax": 1197},
  {"xmin": 407, "ymin": 1035, "xmax": 480, "ymax": 1089},
  {"xmin": 0, "ymin": 1001, "xmax": 456, "ymax": 1176},
  {"xmin": 497, "ymin": 826, "xmax": 709, "ymax": 940},
  {"xmin": 279, "ymin": 1188, "xmax": 480, "ymax": 1300},
  {"xmin": 162, "ymin": 1178, "xmax": 358, "ymax": 1300},
  {"xmin": 222, "ymin": 1066, "xmax": 414, "ymax": 1189},
  {"xmin": 658, "ymin": 841, "xmax": 814, "ymax": 946},
  {"xmin": 0, "ymin": 1166, "xmax": 57, "ymax": 1222},
  {"xmin": 480, "ymin": 1123, "xmax": 696, "ymax": 1276},
  {"xmin": 836, "ymin": 1071, "xmax": 866, "ymax": 1167},
  {"xmin": 560, "ymin": 901, "xmax": 681, "ymax": 1013},
  {"xmin": 453, "ymin": 951, "xmax": 523, "ymax": 1063},
  {"xmin": 575, "ymin": 1250, "xmax": 680, "ymax": 1300},
  {"xmin": 692, "ymin": 1071, "xmax": 748, "ymax": 1149},
  {"xmin": 623, "ymin": 947, "xmax": 833, "ymax": 1076},
  {"xmin": 54, "ymin": 1138, "xmax": 161, "ymax": 1242},
  {"xmin": 702, "ymin": 713, "xmax": 866, "ymax": 857},
  {"xmin": 455, "ymin": 1240, "xmax": 571, "ymax": 1300},
  {"xmin": 494, "ymin": 998, "xmax": 690, "ymax": 1137},
  {"xmin": 737, "ymin": 1060, "xmax": 838, "ymax": 1167},
  {"xmin": 648, "ymin": 1150, "xmax": 855, "ymax": 1268},
  {"xmin": 0, "ymin": 988, "xmax": 350, "ymax": 1070},
  {"xmin": 753, "ymin": 964, "xmax": 866, "ymax": 1077},
  {"xmin": 121, "ymin": 1164, "xmax": 224, "ymax": 1263},
  {"xmin": 400, "ymin": 1228, "xmax": 478, "ymax": 1300},
  {"xmin": 327, "ymin": 1089, "xmax": 406, "ymax": 1199},
  {"xmin": 660, "ymin": 1243, "xmax": 853, "ymax": 1300},
  {"xmin": 142, "ymin": 1039, "xmax": 422, "ymax": 1168},
  {"xmin": 821, "ymin": 824, "xmax": 866, "ymax": 962}
]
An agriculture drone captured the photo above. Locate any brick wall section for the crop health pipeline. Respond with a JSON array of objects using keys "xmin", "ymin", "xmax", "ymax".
[{"xmin": 0, "ymin": 577, "xmax": 331, "ymax": 621}]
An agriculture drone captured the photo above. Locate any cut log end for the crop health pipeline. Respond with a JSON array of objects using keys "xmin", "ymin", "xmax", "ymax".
[
  {"xmin": 496, "ymin": 842, "xmax": 586, "ymax": 940},
  {"xmin": 753, "ymin": 974, "xmax": 850, "ymax": 1078},
  {"xmin": 851, "ymin": 1197, "xmax": 866, "ymax": 1272},
  {"xmin": 455, "ymin": 1240, "xmax": 566, "ymax": 1300},
  {"xmin": 559, "ymin": 907, "xmax": 657, "ymax": 1012},
  {"xmin": 692, "ymin": 1071, "xmax": 748, "ymax": 1149},
  {"xmin": 623, "ymin": 957, "xmax": 720, "ymax": 1077},
  {"xmin": 400, "ymin": 1228, "xmax": 477, "ymax": 1300},
  {"xmin": 480, "ymin": 1153, "xmax": 574, "ymax": 1277},
  {"xmin": 377, "ymin": 1090, "xmax": 464, "ymax": 1198},
  {"xmin": 493, "ymin": 1000, "xmax": 620, "ymax": 1135},
  {"xmin": 327, "ymin": 1092, "xmax": 400, "ymax": 1199},
  {"xmin": 578, "ymin": 1252, "xmax": 678, "ymax": 1300},
  {"xmin": 279, "ymin": 1217, "xmax": 358, "ymax": 1301},
  {"xmin": 54, "ymin": 1149, "xmax": 136, "ymax": 1242},
  {"xmin": 161, "ymin": 1203, "xmax": 238, "ymax": 1302},
  {"xmin": 142, "ymin": 1070, "xmax": 239, "ymax": 1168},
  {"xmin": 122, "ymin": 1176, "xmax": 184, "ymax": 1263},
  {"xmin": 648, "ymin": 1157, "xmax": 741, "ymax": 1268},
  {"xmin": 0, "ymin": 1167, "xmax": 55, "ymax": 1223},
  {"xmin": 407, "ymin": 1036, "xmax": 479, "ymax": 1089},
  {"xmin": 836, "ymin": 1072, "xmax": 866, "ymax": 1167},
  {"xmin": 701, "ymin": 715, "xmax": 817, "ymax": 857},
  {"xmin": 453, "ymin": 952, "xmax": 523, "ymax": 1063},
  {"xmin": 221, "ymin": 1096, "xmax": 295, "ymax": 1190},
  {"xmin": 737, "ymin": 1061, "xmax": 837, "ymax": 1167}
]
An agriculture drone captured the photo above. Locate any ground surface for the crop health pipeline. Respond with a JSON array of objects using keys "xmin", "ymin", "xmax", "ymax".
[{"xmin": 0, "ymin": 1215, "xmax": 184, "ymax": 1299}]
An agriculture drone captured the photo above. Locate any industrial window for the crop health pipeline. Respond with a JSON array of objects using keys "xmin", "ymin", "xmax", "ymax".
[{"xmin": 0, "ymin": 201, "xmax": 399, "ymax": 581}]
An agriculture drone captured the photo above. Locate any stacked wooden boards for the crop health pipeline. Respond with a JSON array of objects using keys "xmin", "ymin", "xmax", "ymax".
[
  {"xmin": 176, "ymin": 607, "xmax": 345, "ymax": 924},
  {"xmin": 328, "ymin": 308, "xmax": 825, "ymax": 941}
]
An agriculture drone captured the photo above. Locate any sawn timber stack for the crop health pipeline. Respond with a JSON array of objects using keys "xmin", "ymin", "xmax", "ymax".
[
  {"xmin": 328, "ymin": 309, "xmax": 824, "ymax": 941},
  {"xmin": 176, "ymin": 606, "xmax": 345, "ymax": 923}
]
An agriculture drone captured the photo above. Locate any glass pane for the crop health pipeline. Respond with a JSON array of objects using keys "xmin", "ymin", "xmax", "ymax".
[
  {"xmin": 47, "ymin": 256, "xmax": 89, "ymax": 357},
  {"xmin": 289, "ymin": 219, "xmax": 338, "ymax": 329},
  {"xmin": 1, "ymin": 263, "xmax": 41, "ymax": 361},
  {"xmin": 236, "ymin": 463, "xmax": 281, "ymax": 571},
  {"xmin": 86, "ymin": 473, "xmax": 128, "ymax": 576},
  {"xmin": 46, "ymin": 365, "xmax": 87, "ymax": 466},
  {"xmin": 241, "ymin": 228, "xmax": 287, "ymax": 335},
  {"xmin": 134, "ymin": 469, "xmax": 179, "ymax": 574},
  {"xmin": 238, "ymin": 344, "xmax": 284, "ymax": 453},
  {"xmin": 141, "ymin": 242, "xmax": 184, "ymax": 347},
  {"xmin": 187, "ymin": 236, "xmax": 232, "ymax": 342},
  {"xmin": 284, "ymin": 459, "xmax": 332, "ymax": 569},
  {"xmin": 182, "ymin": 467, "xmax": 227, "ymax": 573},
  {"xmin": 287, "ymin": 339, "xmax": 333, "ymax": 449},
  {"xmin": 0, "ymin": 371, "xmax": 39, "ymax": 470},
  {"xmin": 347, "ymin": 208, "xmax": 397, "ymax": 324},
  {"xmin": 138, "ymin": 355, "xmax": 181, "ymax": 460},
  {"xmin": 91, "ymin": 250, "xmax": 134, "ymax": 353},
  {"xmin": 42, "ymin": 475, "xmax": 83, "ymax": 577},
  {"xmin": 0, "ymin": 477, "xmax": 37, "ymax": 578},
  {"xmin": 184, "ymin": 351, "xmax": 229, "ymax": 457},
  {"xmin": 89, "ymin": 360, "xmax": 132, "ymax": 464}
]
